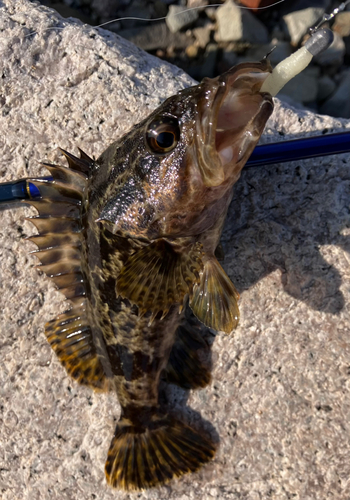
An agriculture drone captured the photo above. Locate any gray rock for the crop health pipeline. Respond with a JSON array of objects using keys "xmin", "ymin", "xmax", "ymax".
[
  {"xmin": 282, "ymin": 7, "xmax": 325, "ymax": 45},
  {"xmin": 215, "ymin": 0, "xmax": 269, "ymax": 44},
  {"xmin": 204, "ymin": 6, "xmax": 217, "ymax": 21},
  {"xmin": 2, "ymin": 3, "xmax": 350, "ymax": 500},
  {"xmin": 166, "ymin": 4, "xmax": 199, "ymax": 33},
  {"xmin": 193, "ymin": 23, "xmax": 213, "ymax": 48},
  {"xmin": 313, "ymin": 32, "xmax": 346, "ymax": 67},
  {"xmin": 317, "ymin": 75, "xmax": 337, "ymax": 101},
  {"xmin": 320, "ymin": 70, "xmax": 350, "ymax": 118},
  {"xmin": 118, "ymin": 22, "xmax": 194, "ymax": 51},
  {"xmin": 187, "ymin": 0, "xmax": 209, "ymax": 7},
  {"xmin": 279, "ymin": 66, "xmax": 320, "ymax": 103}
]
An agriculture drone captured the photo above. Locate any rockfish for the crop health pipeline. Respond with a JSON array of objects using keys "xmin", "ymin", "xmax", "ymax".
[{"xmin": 27, "ymin": 60, "xmax": 273, "ymax": 490}]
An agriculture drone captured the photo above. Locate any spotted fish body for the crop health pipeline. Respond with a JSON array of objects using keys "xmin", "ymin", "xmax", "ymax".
[{"xmin": 27, "ymin": 61, "xmax": 274, "ymax": 490}]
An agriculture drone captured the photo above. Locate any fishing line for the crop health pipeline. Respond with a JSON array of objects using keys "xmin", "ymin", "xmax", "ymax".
[
  {"xmin": 19, "ymin": 0, "xmax": 350, "ymax": 47},
  {"xmin": 310, "ymin": 0, "xmax": 350, "ymax": 34},
  {"xmin": 93, "ymin": 0, "xmax": 287, "ymax": 30},
  {"xmin": 23, "ymin": 0, "xmax": 288, "ymax": 39},
  {"xmin": 1, "ymin": 0, "xmax": 350, "ymax": 206}
]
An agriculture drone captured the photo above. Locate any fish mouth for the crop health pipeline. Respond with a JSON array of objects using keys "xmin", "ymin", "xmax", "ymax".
[{"xmin": 196, "ymin": 61, "xmax": 274, "ymax": 187}]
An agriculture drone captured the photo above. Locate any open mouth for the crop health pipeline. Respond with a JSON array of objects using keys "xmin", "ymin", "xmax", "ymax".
[
  {"xmin": 215, "ymin": 70, "xmax": 273, "ymax": 168},
  {"xmin": 194, "ymin": 61, "xmax": 274, "ymax": 187}
]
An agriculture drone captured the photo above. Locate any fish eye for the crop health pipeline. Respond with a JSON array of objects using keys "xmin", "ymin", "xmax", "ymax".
[{"xmin": 145, "ymin": 116, "xmax": 180, "ymax": 155}]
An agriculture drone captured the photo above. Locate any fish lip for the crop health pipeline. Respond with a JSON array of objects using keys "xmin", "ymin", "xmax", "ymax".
[{"xmin": 195, "ymin": 61, "xmax": 274, "ymax": 186}]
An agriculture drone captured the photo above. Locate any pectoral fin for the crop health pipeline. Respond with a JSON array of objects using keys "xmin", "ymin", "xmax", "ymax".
[
  {"xmin": 190, "ymin": 258, "xmax": 240, "ymax": 334},
  {"xmin": 116, "ymin": 239, "xmax": 203, "ymax": 318}
]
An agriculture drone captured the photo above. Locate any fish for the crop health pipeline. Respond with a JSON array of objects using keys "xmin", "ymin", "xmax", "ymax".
[{"xmin": 26, "ymin": 59, "xmax": 274, "ymax": 490}]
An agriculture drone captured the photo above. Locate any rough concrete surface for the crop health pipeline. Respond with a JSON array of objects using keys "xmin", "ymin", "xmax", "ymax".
[{"xmin": 1, "ymin": 1, "xmax": 350, "ymax": 499}]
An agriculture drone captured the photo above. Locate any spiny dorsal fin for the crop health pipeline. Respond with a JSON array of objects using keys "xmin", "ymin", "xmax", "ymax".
[
  {"xmin": 116, "ymin": 239, "xmax": 203, "ymax": 319},
  {"xmin": 27, "ymin": 216, "xmax": 81, "ymax": 235},
  {"xmin": 26, "ymin": 199, "xmax": 81, "ymax": 218},
  {"xmin": 41, "ymin": 163, "xmax": 88, "ymax": 190},
  {"xmin": 190, "ymin": 257, "xmax": 240, "ymax": 334},
  {"xmin": 59, "ymin": 148, "xmax": 93, "ymax": 176},
  {"xmin": 26, "ymin": 149, "xmax": 108, "ymax": 391},
  {"xmin": 27, "ymin": 231, "xmax": 82, "ymax": 251},
  {"xmin": 77, "ymin": 147, "xmax": 94, "ymax": 164}
]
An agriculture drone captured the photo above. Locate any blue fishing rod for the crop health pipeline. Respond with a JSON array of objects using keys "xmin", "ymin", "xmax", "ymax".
[
  {"xmin": 0, "ymin": 130, "xmax": 349, "ymax": 205},
  {"xmin": 1, "ymin": 131, "xmax": 350, "ymax": 203}
]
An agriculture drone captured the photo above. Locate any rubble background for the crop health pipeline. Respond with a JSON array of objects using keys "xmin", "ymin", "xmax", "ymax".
[{"xmin": 37, "ymin": 0, "xmax": 350, "ymax": 117}]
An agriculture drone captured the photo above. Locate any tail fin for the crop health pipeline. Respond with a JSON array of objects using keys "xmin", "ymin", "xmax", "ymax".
[{"xmin": 105, "ymin": 414, "xmax": 216, "ymax": 490}]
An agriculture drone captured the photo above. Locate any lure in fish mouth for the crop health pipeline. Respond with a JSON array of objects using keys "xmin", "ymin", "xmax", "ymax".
[
  {"xmin": 193, "ymin": 59, "xmax": 274, "ymax": 188},
  {"xmin": 27, "ymin": 60, "xmax": 274, "ymax": 491}
]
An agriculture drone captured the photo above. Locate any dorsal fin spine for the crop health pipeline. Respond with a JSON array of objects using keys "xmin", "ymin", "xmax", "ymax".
[{"xmin": 26, "ymin": 151, "xmax": 109, "ymax": 391}]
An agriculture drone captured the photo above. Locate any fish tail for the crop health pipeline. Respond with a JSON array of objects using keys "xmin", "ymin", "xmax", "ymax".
[{"xmin": 105, "ymin": 412, "xmax": 216, "ymax": 490}]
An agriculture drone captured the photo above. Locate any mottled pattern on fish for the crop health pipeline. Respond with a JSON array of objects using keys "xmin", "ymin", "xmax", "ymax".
[{"xmin": 27, "ymin": 61, "xmax": 274, "ymax": 490}]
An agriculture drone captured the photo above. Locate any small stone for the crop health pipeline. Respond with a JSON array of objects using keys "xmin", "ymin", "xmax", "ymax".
[
  {"xmin": 333, "ymin": 12, "xmax": 350, "ymax": 38},
  {"xmin": 313, "ymin": 32, "xmax": 345, "ymax": 67},
  {"xmin": 167, "ymin": 45, "xmax": 176, "ymax": 58},
  {"xmin": 320, "ymin": 70, "xmax": 350, "ymax": 118},
  {"xmin": 156, "ymin": 49, "xmax": 166, "ymax": 59},
  {"xmin": 215, "ymin": 0, "xmax": 268, "ymax": 44},
  {"xmin": 279, "ymin": 66, "xmax": 320, "ymax": 103},
  {"xmin": 282, "ymin": 7, "xmax": 325, "ymax": 45},
  {"xmin": 187, "ymin": 0, "xmax": 208, "ymax": 7},
  {"xmin": 186, "ymin": 44, "xmax": 199, "ymax": 58},
  {"xmin": 4, "ymin": 410, "xmax": 18, "ymax": 428},
  {"xmin": 317, "ymin": 75, "xmax": 336, "ymax": 101},
  {"xmin": 205, "ymin": 7, "xmax": 217, "ymax": 21},
  {"xmin": 193, "ymin": 24, "xmax": 212, "ymax": 48},
  {"xmin": 166, "ymin": 4, "xmax": 199, "ymax": 33}
]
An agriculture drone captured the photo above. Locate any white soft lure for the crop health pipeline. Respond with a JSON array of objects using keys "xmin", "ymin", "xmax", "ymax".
[{"xmin": 261, "ymin": 28, "xmax": 334, "ymax": 97}]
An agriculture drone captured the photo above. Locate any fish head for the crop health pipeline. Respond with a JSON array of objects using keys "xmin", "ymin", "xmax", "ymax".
[{"xmin": 96, "ymin": 60, "xmax": 273, "ymax": 239}]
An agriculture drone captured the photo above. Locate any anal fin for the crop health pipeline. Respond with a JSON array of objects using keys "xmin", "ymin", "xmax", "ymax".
[{"xmin": 190, "ymin": 258, "xmax": 240, "ymax": 334}]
